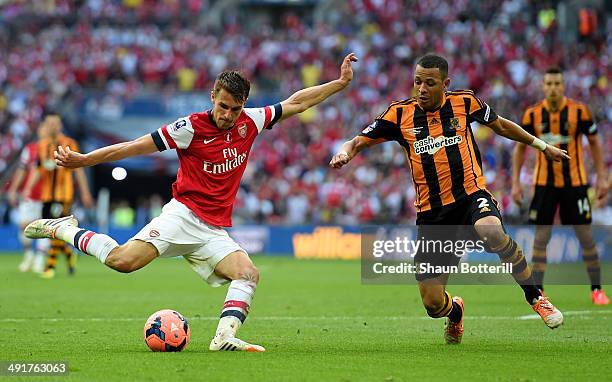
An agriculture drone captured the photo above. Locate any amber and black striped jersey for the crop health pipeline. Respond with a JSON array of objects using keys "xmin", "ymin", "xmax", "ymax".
[
  {"xmin": 37, "ymin": 135, "xmax": 79, "ymax": 203},
  {"xmin": 360, "ymin": 90, "xmax": 497, "ymax": 213},
  {"xmin": 521, "ymin": 98, "xmax": 596, "ymax": 188}
]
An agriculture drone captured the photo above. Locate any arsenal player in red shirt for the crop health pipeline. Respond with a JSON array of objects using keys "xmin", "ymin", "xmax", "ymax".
[
  {"xmin": 25, "ymin": 53, "xmax": 358, "ymax": 352},
  {"xmin": 7, "ymin": 123, "xmax": 48, "ymax": 273}
]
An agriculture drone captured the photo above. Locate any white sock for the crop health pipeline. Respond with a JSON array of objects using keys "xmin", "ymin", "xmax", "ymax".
[
  {"xmin": 36, "ymin": 238, "xmax": 51, "ymax": 253},
  {"xmin": 20, "ymin": 249, "xmax": 34, "ymax": 270},
  {"xmin": 33, "ymin": 251, "xmax": 46, "ymax": 273},
  {"xmin": 215, "ymin": 279, "xmax": 257, "ymax": 339},
  {"xmin": 56, "ymin": 225, "xmax": 118, "ymax": 264},
  {"xmin": 19, "ymin": 232, "xmax": 32, "ymax": 249}
]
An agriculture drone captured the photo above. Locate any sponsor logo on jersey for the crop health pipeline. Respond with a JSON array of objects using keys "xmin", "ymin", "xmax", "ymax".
[
  {"xmin": 202, "ymin": 150, "xmax": 248, "ymax": 175},
  {"xmin": 413, "ymin": 135, "xmax": 462, "ymax": 155},
  {"xmin": 480, "ymin": 207, "xmax": 491, "ymax": 213},
  {"xmin": 225, "ymin": 132, "xmax": 232, "ymax": 143},
  {"xmin": 204, "ymin": 137, "xmax": 216, "ymax": 144},
  {"xmin": 430, "ymin": 117, "xmax": 440, "ymax": 125},
  {"xmin": 149, "ymin": 230, "xmax": 160, "ymax": 238},
  {"xmin": 237, "ymin": 123, "xmax": 247, "ymax": 138}
]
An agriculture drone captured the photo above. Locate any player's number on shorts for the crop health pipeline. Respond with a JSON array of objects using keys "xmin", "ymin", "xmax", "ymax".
[
  {"xmin": 577, "ymin": 197, "xmax": 590, "ymax": 215},
  {"xmin": 477, "ymin": 198, "xmax": 490, "ymax": 209}
]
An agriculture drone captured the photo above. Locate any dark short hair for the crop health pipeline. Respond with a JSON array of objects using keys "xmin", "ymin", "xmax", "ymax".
[
  {"xmin": 214, "ymin": 70, "xmax": 250, "ymax": 103},
  {"xmin": 545, "ymin": 66, "xmax": 563, "ymax": 75},
  {"xmin": 416, "ymin": 54, "xmax": 449, "ymax": 79}
]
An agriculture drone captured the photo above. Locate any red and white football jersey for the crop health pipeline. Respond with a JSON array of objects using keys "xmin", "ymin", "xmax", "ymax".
[
  {"xmin": 151, "ymin": 104, "xmax": 282, "ymax": 227},
  {"xmin": 18, "ymin": 142, "xmax": 43, "ymax": 201}
]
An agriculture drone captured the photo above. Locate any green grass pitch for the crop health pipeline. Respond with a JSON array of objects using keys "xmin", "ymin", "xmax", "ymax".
[{"xmin": 1, "ymin": 253, "xmax": 610, "ymax": 381}]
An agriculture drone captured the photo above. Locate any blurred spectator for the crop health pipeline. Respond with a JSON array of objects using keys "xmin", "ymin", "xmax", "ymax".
[{"xmin": 111, "ymin": 200, "xmax": 135, "ymax": 228}]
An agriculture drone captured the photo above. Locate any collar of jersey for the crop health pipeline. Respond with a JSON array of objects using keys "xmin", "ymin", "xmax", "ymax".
[
  {"xmin": 207, "ymin": 109, "xmax": 219, "ymax": 128},
  {"xmin": 543, "ymin": 97, "xmax": 567, "ymax": 113}
]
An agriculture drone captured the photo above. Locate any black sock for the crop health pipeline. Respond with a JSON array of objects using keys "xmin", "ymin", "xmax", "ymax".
[
  {"xmin": 447, "ymin": 301, "xmax": 463, "ymax": 323},
  {"xmin": 591, "ymin": 285, "xmax": 602, "ymax": 291},
  {"xmin": 522, "ymin": 284, "xmax": 542, "ymax": 304},
  {"xmin": 536, "ymin": 284, "xmax": 544, "ymax": 292}
]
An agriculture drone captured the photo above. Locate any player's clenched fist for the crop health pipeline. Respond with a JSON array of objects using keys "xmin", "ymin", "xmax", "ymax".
[{"xmin": 329, "ymin": 151, "xmax": 352, "ymax": 169}]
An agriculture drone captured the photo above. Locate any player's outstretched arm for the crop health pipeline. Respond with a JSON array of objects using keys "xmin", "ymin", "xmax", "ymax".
[
  {"xmin": 511, "ymin": 142, "xmax": 528, "ymax": 206},
  {"xmin": 487, "ymin": 116, "xmax": 570, "ymax": 162},
  {"xmin": 54, "ymin": 134, "xmax": 159, "ymax": 168},
  {"xmin": 329, "ymin": 136, "xmax": 381, "ymax": 169},
  {"xmin": 279, "ymin": 53, "xmax": 358, "ymax": 122}
]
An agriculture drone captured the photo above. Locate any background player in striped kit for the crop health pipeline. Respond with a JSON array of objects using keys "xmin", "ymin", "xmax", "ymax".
[
  {"xmin": 512, "ymin": 67, "xmax": 610, "ymax": 304},
  {"xmin": 24, "ymin": 115, "xmax": 94, "ymax": 278}
]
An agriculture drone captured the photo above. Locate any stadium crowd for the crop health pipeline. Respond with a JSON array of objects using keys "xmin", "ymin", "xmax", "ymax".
[{"xmin": 1, "ymin": 0, "xmax": 610, "ymax": 225}]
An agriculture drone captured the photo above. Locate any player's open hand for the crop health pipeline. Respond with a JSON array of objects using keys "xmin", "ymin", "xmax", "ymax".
[
  {"xmin": 55, "ymin": 146, "xmax": 90, "ymax": 168},
  {"xmin": 329, "ymin": 151, "xmax": 352, "ymax": 169},
  {"xmin": 543, "ymin": 145, "xmax": 570, "ymax": 162},
  {"xmin": 338, "ymin": 53, "xmax": 358, "ymax": 86}
]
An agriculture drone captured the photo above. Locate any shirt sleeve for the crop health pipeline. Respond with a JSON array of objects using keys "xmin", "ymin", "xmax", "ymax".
[
  {"xmin": 243, "ymin": 103, "xmax": 283, "ymax": 133},
  {"xmin": 521, "ymin": 109, "xmax": 535, "ymax": 135},
  {"xmin": 578, "ymin": 104, "xmax": 597, "ymax": 135},
  {"xmin": 467, "ymin": 94, "xmax": 498, "ymax": 125},
  {"xmin": 18, "ymin": 147, "xmax": 30, "ymax": 168},
  {"xmin": 151, "ymin": 116, "xmax": 195, "ymax": 151},
  {"xmin": 359, "ymin": 106, "xmax": 402, "ymax": 141}
]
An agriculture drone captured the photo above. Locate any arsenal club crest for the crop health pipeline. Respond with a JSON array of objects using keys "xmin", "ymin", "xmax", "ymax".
[
  {"xmin": 450, "ymin": 118, "xmax": 460, "ymax": 130},
  {"xmin": 237, "ymin": 123, "xmax": 247, "ymax": 138}
]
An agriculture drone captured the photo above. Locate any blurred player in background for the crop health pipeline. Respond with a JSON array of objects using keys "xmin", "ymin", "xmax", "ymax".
[
  {"xmin": 25, "ymin": 53, "xmax": 358, "ymax": 352},
  {"xmin": 7, "ymin": 123, "xmax": 49, "ymax": 273},
  {"xmin": 331, "ymin": 54, "xmax": 568, "ymax": 344},
  {"xmin": 23, "ymin": 115, "xmax": 94, "ymax": 278},
  {"xmin": 512, "ymin": 67, "xmax": 609, "ymax": 305}
]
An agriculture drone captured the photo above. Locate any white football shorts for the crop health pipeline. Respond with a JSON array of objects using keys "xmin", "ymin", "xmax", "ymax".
[
  {"xmin": 132, "ymin": 198, "xmax": 245, "ymax": 287},
  {"xmin": 18, "ymin": 199, "xmax": 43, "ymax": 226}
]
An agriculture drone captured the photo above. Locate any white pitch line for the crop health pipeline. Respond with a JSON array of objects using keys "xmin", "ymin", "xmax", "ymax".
[{"xmin": 1, "ymin": 310, "xmax": 610, "ymax": 323}]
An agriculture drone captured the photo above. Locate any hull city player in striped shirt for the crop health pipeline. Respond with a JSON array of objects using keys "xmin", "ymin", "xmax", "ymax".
[
  {"xmin": 512, "ymin": 67, "xmax": 609, "ymax": 305},
  {"xmin": 331, "ymin": 54, "xmax": 568, "ymax": 344},
  {"xmin": 25, "ymin": 53, "xmax": 358, "ymax": 352}
]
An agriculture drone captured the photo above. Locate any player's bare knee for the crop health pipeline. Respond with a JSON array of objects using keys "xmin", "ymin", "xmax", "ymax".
[
  {"xmin": 573, "ymin": 226, "xmax": 595, "ymax": 248},
  {"xmin": 421, "ymin": 292, "xmax": 445, "ymax": 316},
  {"xmin": 475, "ymin": 219, "xmax": 505, "ymax": 248},
  {"xmin": 534, "ymin": 226, "xmax": 552, "ymax": 249},
  {"xmin": 237, "ymin": 263, "xmax": 259, "ymax": 284}
]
